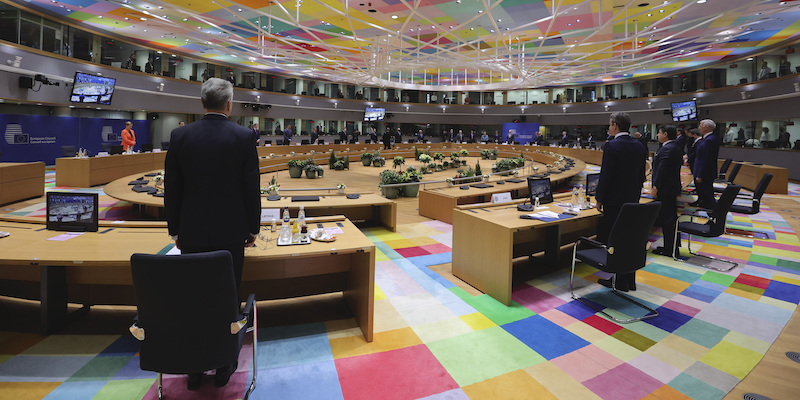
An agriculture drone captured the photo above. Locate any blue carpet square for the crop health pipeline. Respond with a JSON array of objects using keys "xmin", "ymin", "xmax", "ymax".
[
  {"xmin": 672, "ymin": 318, "xmax": 730, "ymax": 349},
  {"xmin": 763, "ymin": 280, "xmax": 800, "ymax": 304},
  {"xmin": 259, "ymin": 323, "xmax": 334, "ymax": 368},
  {"xmin": 503, "ymin": 315, "xmax": 589, "ymax": 360},
  {"xmin": 0, "ymin": 356, "xmax": 93, "ymax": 382},
  {"xmin": 681, "ymin": 284, "xmax": 722, "ymax": 303},
  {"xmin": 42, "ymin": 381, "xmax": 107, "ymax": 400},
  {"xmin": 644, "ymin": 306, "xmax": 693, "ymax": 333},
  {"xmin": 556, "ymin": 299, "xmax": 599, "ymax": 321},
  {"xmin": 253, "ymin": 360, "xmax": 344, "ymax": 400}
]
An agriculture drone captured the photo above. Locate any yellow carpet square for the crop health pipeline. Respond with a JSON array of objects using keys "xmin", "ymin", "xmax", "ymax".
[
  {"xmin": 330, "ymin": 327, "xmax": 422, "ymax": 359},
  {"xmin": 20, "ymin": 335, "xmax": 119, "ymax": 356},
  {"xmin": 524, "ymin": 362, "xmax": 602, "ymax": 399},
  {"xmin": 382, "ymin": 238, "xmax": 418, "ymax": 249},
  {"xmin": 460, "ymin": 312, "xmax": 496, "ymax": 331},
  {"xmin": 638, "ymin": 270, "xmax": 692, "ymax": 293},
  {"xmin": 463, "ymin": 369, "xmax": 558, "ymax": 400},
  {"xmin": 699, "ymin": 340, "xmax": 763, "ymax": 379},
  {"xmin": 0, "ymin": 381, "xmax": 61, "ymax": 400}
]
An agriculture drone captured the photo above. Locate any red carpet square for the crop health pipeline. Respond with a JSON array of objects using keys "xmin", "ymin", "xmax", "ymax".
[
  {"xmin": 394, "ymin": 246, "xmax": 432, "ymax": 258},
  {"xmin": 582, "ymin": 315, "xmax": 624, "ymax": 336},
  {"xmin": 733, "ymin": 274, "xmax": 770, "ymax": 290},
  {"xmin": 335, "ymin": 344, "xmax": 458, "ymax": 400}
]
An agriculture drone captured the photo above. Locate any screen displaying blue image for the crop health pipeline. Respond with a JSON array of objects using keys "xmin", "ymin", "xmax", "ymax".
[
  {"xmin": 364, "ymin": 107, "xmax": 385, "ymax": 121},
  {"xmin": 70, "ymin": 72, "xmax": 116, "ymax": 105},
  {"xmin": 671, "ymin": 100, "xmax": 697, "ymax": 122}
]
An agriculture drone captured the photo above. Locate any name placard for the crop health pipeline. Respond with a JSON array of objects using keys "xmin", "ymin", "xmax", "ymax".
[{"xmin": 491, "ymin": 192, "xmax": 512, "ymax": 203}]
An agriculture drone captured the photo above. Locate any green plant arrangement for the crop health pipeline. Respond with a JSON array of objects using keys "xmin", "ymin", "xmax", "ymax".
[
  {"xmin": 433, "ymin": 152, "xmax": 445, "ymax": 162},
  {"xmin": 475, "ymin": 161, "xmax": 482, "ymax": 176},
  {"xmin": 329, "ymin": 151, "xmax": 337, "ymax": 169},
  {"xmin": 418, "ymin": 153, "xmax": 432, "ymax": 165},
  {"xmin": 420, "ymin": 166, "xmax": 430, "ymax": 174},
  {"xmin": 372, "ymin": 155, "xmax": 386, "ymax": 167},
  {"xmin": 480, "ymin": 149, "xmax": 498, "ymax": 160},
  {"xmin": 393, "ymin": 156, "xmax": 405, "ymax": 169},
  {"xmin": 492, "ymin": 158, "xmax": 517, "ymax": 175},
  {"xmin": 360, "ymin": 151, "xmax": 374, "ymax": 166},
  {"xmin": 287, "ymin": 159, "xmax": 305, "ymax": 178},
  {"xmin": 414, "ymin": 147, "xmax": 421, "ymax": 160},
  {"xmin": 332, "ymin": 159, "xmax": 346, "ymax": 170},
  {"xmin": 401, "ymin": 167, "xmax": 423, "ymax": 197},
  {"xmin": 459, "ymin": 149, "xmax": 469, "ymax": 157},
  {"xmin": 379, "ymin": 169, "xmax": 403, "ymax": 199},
  {"xmin": 304, "ymin": 163, "xmax": 324, "ymax": 178}
]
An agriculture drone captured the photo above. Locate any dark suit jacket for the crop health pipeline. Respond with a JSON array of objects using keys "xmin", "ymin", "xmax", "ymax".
[
  {"xmin": 693, "ymin": 133, "xmax": 721, "ymax": 181},
  {"xmin": 382, "ymin": 132, "xmax": 392, "ymax": 146},
  {"xmin": 338, "ymin": 131, "xmax": 348, "ymax": 142},
  {"xmin": 283, "ymin": 128, "xmax": 293, "ymax": 143},
  {"xmin": 652, "ymin": 140, "xmax": 683, "ymax": 198},
  {"xmin": 310, "ymin": 130, "xmax": 319, "ymax": 143},
  {"xmin": 559, "ymin": 135, "xmax": 569, "ymax": 146},
  {"xmin": 686, "ymin": 137, "xmax": 700, "ymax": 172},
  {"xmin": 165, "ymin": 114, "xmax": 261, "ymax": 247},
  {"xmin": 596, "ymin": 134, "xmax": 647, "ymax": 211},
  {"xmin": 369, "ymin": 132, "xmax": 378, "ymax": 142}
]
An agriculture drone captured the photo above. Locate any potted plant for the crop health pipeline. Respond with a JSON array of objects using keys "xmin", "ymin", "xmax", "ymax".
[
  {"xmin": 459, "ymin": 149, "xmax": 469, "ymax": 157},
  {"xmin": 332, "ymin": 159, "xmax": 346, "ymax": 170},
  {"xmin": 329, "ymin": 151, "xmax": 337, "ymax": 169},
  {"xmin": 288, "ymin": 159, "xmax": 304, "ymax": 178},
  {"xmin": 379, "ymin": 170, "xmax": 403, "ymax": 199},
  {"xmin": 433, "ymin": 152, "xmax": 444, "ymax": 162},
  {"xmin": 393, "ymin": 156, "xmax": 405, "ymax": 169},
  {"xmin": 360, "ymin": 151, "xmax": 374, "ymax": 166},
  {"xmin": 372, "ymin": 155, "xmax": 385, "ymax": 167},
  {"xmin": 401, "ymin": 167, "xmax": 423, "ymax": 197},
  {"xmin": 418, "ymin": 153, "xmax": 432, "ymax": 167},
  {"xmin": 266, "ymin": 176, "xmax": 279, "ymax": 195},
  {"xmin": 304, "ymin": 164, "xmax": 323, "ymax": 178},
  {"xmin": 337, "ymin": 183, "xmax": 347, "ymax": 194}
]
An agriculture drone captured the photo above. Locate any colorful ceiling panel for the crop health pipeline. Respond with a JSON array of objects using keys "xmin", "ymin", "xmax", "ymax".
[{"xmin": 11, "ymin": 0, "xmax": 800, "ymax": 89}]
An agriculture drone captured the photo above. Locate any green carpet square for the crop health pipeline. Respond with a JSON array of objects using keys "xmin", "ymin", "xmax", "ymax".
[
  {"xmin": 700, "ymin": 271, "xmax": 736, "ymax": 287},
  {"xmin": 672, "ymin": 318, "xmax": 730, "ymax": 349},
  {"xmin": 67, "ymin": 356, "xmax": 132, "ymax": 382},
  {"xmin": 450, "ymin": 289, "xmax": 535, "ymax": 326},
  {"xmin": 427, "ymin": 326, "xmax": 546, "ymax": 386},
  {"xmin": 92, "ymin": 379, "xmax": 153, "ymax": 400},
  {"xmin": 641, "ymin": 263, "xmax": 702, "ymax": 283},
  {"xmin": 669, "ymin": 372, "xmax": 726, "ymax": 400}
]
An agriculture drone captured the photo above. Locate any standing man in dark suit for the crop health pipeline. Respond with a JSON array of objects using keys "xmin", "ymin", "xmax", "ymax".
[
  {"xmin": 394, "ymin": 127, "xmax": 403, "ymax": 145},
  {"xmin": 685, "ymin": 128, "xmax": 701, "ymax": 175},
  {"xmin": 283, "ymin": 124, "xmax": 293, "ymax": 145},
  {"xmin": 382, "ymin": 129, "xmax": 392, "ymax": 150},
  {"xmin": 559, "ymin": 130, "xmax": 570, "ymax": 146},
  {"xmin": 417, "ymin": 129, "xmax": 425, "ymax": 143},
  {"xmin": 651, "ymin": 125, "xmax": 683, "ymax": 257},
  {"xmin": 369, "ymin": 128, "xmax": 378, "ymax": 144},
  {"xmin": 455, "ymin": 129, "xmax": 464, "ymax": 143},
  {"xmin": 693, "ymin": 119, "xmax": 720, "ymax": 209},
  {"xmin": 310, "ymin": 126, "xmax": 319, "ymax": 144},
  {"xmin": 338, "ymin": 129, "xmax": 348, "ymax": 143},
  {"xmin": 595, "ymin": 112, "xmax": 648, "ymax": 291},
  {"xmin": 165, "ymin": 77, "xmax": 261, "ymax": 389}
]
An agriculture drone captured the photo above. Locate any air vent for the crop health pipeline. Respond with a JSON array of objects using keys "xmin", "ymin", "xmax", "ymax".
[
  {"xmin": 786, "ymin": 351, "xmax": 800, "ymax": 364},
  {"xmin": 743, "ymin": 394, "xmax": 772, "ymax": 400}
]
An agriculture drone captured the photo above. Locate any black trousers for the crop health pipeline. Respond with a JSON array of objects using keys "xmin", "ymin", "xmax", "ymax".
[
  {"xmin": 656, "ymin": 195, "xmax": 679, "ymax": 252},
  {"xmin": 696, "ymin": 178, "xmax": 716, "ymax": 209},
  {"xmin": 180, "ymin": 243, "xmax": 245, "ymax": 291}
]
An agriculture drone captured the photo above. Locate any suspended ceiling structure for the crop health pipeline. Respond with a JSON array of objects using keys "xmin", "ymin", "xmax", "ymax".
[{"xmin": 17, "ymin": 0, "xmax": 800, "ymax": 90}]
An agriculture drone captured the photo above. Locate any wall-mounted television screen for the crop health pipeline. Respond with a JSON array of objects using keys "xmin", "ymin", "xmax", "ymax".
[
  {"xmin": 46, "ymin": 191, "xmax": 99, "ymax": 232},
  {"xmin": 70, "ymin": 72, "xmax": 116, "ymax": 105},
  {"xmin": 671, "ymin": 100, "xmax": 697, "ymax": 122},
  {"xmin": 364, "ymin": 107, "xmax": 385, "ymax": 121}
]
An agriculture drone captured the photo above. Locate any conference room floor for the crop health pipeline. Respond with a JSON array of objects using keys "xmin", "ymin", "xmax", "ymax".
[{"xmin": 0, "ymin": 162, "xmax": 799, "ymax": 400}]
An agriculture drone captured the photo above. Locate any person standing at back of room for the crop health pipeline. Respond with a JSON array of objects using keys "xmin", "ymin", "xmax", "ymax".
[
  {"xmin": 164, "ymin": 77, "xmax": 261, "ymax": 390},
  {"xmin": 121, "ymin": 121, "xmax": 136, "ymax": 151},
  {"xmin": 594, "ymin": 112, "xmax": 648, "ymax": 292},
  {"xmin": 651, "ymin": 125, "xmax": 683, "ymax": 258},
  {"xmin": 692, "ymin": 119, "xmax": 720, "ymax": 209}
]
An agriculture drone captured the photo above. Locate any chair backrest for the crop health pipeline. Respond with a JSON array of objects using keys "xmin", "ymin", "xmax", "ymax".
[
  {"xmin": 719, "ymin": 158, "xmax": 732, "ymax": 174},
  {"xmin": 100, "ymin": 142, "xmax": 112, "ymax": 152},
  {"xmin": 707, "ymin": 184, "xmax": 741, "ymax": 235},
  {"xmin": 61, "ymin": 145, "xmax": 77, "ymax": 157},
  {"xmin": 160, "ymin": 141, "xmax": 170, "ymax": 151},
  {"xmin": 131, "ymin": 250, "xmax": 240, "ymax": 374},
  {"xmin": 752, "ymin": 173, "xmax": 773, "ymax": 201},
  {"xmin": 605, "ymin": 202, "xmax": 662, "ymax": 274},
  {"xmin": 726, "ymin": 162, "xmax": 741, "ymax": 183}
]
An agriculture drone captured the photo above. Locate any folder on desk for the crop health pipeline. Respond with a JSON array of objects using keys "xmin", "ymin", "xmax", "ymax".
[
  {"xmin": 520, "ymin": 211, "xmax": 575, "ymax": 222},
  {"xmin": 132, "ymin": 185, "xmax": 157, "ymax": 194},
  {"xmin": 292, "ymin": 196, "xmax": 320, "ymax": 202},
  {"xmin": 470, "ymin": 183, "xmax": 494, "ymax": 189},
  {"xmin": 128, "ymin": 179, "xmax": 149, "ymax": 185}
]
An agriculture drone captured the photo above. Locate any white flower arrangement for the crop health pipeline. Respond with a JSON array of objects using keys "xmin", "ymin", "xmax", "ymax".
[
  {"xmin": 291, "ymin": 151, "xmax": 296, "ymax": 155},
  {"xmin": 310, "ymin": 150, "xmax": 315, "ymax": 154},
  {"xmin": 337, "ymin": 183, "xmax": 347, "ymax": 190},
  {"xmin": 483, "ymin": 175, "xmax": 490, "ymax": 179}
]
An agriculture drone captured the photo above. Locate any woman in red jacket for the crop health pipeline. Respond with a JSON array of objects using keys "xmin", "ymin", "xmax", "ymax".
[{"xmin": 121, "ymin": 121, "xmax": 136, "ymax": 151}]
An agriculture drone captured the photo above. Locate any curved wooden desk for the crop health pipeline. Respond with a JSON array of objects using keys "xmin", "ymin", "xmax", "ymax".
[
  {"xmin": 0, "ymin": 216, "xmax": 375, "ymax": 341},
  {"xmin": 104, "ymin": 171, "xmax": 398, "ymax": 231}
]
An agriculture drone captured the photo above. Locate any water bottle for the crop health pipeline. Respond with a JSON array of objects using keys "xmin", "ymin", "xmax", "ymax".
[
  {"xmin": 571, "ymin": 187, "xmax": 579, "ymax": 209},
  {"xmin": 578, "ymin": 184, "xmax": 586, "ymax": 209},
  {"xmin": 280, "ymin": 207, "xmax": 291, "ymax": 242},
  {"xmin": 298, "ymin": 206, "xmax": 307, "ymax": 241},
  {"xmin": 534, "ymin": 196, "xmax": 540, "ymax": 209}
]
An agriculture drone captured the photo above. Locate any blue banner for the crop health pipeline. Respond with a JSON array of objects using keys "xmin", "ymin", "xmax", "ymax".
[
  {"xmin": 501, "ymin": 122, "xmax": 541, "ymax": 144},
  {"xmin": 0, "ymin": 115, "xmax": 151, "ymax": 165}
]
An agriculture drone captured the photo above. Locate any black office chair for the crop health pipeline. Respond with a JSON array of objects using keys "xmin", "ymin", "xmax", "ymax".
[
  {"xmin": 160, "ymin": 141, "xmax": 170, "ymax": 151},
  {"xmin": 674, "ymin": 184, "xmax": 741, "ymax": 271},
  {"xmin": 715, "ymin": 158, "xmax": 732, "ymax": 181},
  {"xmin": 730, "ymin": 173, "xmax": 772, "ymax": 215},
  {"xmin": 100, "ymin": 142, "xmax": 113, "ymax": 153},
  {"xmin": 61, "ymin": 145, "xmax": 77, "ymax": 157},
  {"xmin": 317, "ymin": 139, "xmax": 324, "ymax": 145},
  {"xmin": 713, "ymin": 162, "xmax": 741, "ymax": 193},
  {"xmin": 130, "ymin": 251, "xmax": 257, "ymax": 399},
  {"xmin": 570, "ymin": 202, "xmax": 662, "ymax": 323},
  {"xmin": 301, "ymin": 139, "xmax": 310, "ymax": 145}
]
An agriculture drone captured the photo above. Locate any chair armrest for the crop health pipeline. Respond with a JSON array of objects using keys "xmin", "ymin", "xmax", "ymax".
[
  {"xmin": 231, "ymin": 293, "xmax": 257, "ymax": 334},
  {"xmin": 241, "ymin": 293, "xmax": 256, "ymax": 318},
  {"xmin": 576, "ymin": 237, "xmax": 614, "ymax": 254}
]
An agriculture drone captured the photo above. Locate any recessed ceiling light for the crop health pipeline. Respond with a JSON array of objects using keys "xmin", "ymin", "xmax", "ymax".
[{"xmin": 391, "ymin": 15, "xmax": 398, "ymax": 19}]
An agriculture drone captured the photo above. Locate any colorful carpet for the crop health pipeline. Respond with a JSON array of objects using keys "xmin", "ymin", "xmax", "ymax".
[{"xmin": 1, "ymin": 172, "xmax": 799, "ymax": 399}]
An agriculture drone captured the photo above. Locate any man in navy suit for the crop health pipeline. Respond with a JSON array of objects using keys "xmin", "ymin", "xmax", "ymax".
[
  {"xmin": 651, "ymin": 125, "xmax": 683, "ymax": 257},
  {"xmin": 165, "ymin": 77, "xmax": 261, "ymax": 389},
  {"xmin": 693, "ymin": 119, "xmax": 720, "ymax": 209},
  {"xmin": 559, "ymin": 130, "xmax": 570, "ymax": 146},
  {"xmin": 595, "ymin": 112, "xmax": 648, "ymax": 291},
  {"xmin": 283, "ymin": 124, "xmax": 293, "ymax": 145}
]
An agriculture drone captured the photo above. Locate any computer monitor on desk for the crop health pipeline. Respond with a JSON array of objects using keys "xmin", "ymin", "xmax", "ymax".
[
  {"xmin": 585, "ymin": 173, "xmax": 600, "ymax": 196},
  {"xmin": 527, "ymin": 177, "xmax": 553, "ymax": 205},
  {"xmin": 110, "ymin": 145, "xmax": 123, "ymax": 155},
  {"xmin": 46, "ymin": 192, "xmax": 99, "ymax": 232}
]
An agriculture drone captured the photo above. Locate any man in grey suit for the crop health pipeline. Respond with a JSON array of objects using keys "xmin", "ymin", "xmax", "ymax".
[
  {"xmin": 595, "ymin": 112, "xmax": 648, "ymax": 291},
  {"xmin": 164, "ymin": 77, "xmax": 261, "ymax": 388}
]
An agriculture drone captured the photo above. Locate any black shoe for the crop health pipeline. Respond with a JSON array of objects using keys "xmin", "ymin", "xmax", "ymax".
[
  {"xmin": 652, "ymin": 246, "xmax": 678, "ymax": 258},
  {"xmin": 598, "ymin": 278, "xmax": 629, "ymax": 292},
  {"xmin": 187, "ymin": 373, "xmax": 203, "ymax": 390},
  {"xmin": 215, "ymin": 362, "xmax": 238, "ymax": 387}
]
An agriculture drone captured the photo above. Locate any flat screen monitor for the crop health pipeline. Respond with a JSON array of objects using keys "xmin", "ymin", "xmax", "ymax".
[
  {"xmin": 110, "ymin": 145, "xmax": 123, "ymax": 155},
  {"xmin": 586, "ymin": 173, "xmax": 600, "ymax": 196},
  {"xmin": 671, "ymin": 100, "xmax": 697, "ymax": 122},
  {"xmin": 364, "ymin": 107, "xmax": 385, "ymax": 121},
  {"xmin": 46, "ymin": 192, "xmax": 99, "ymax": 232},
  {"xmin": 527, "ymin": 177, "xmax": 553, "ymax": 205},
  {"xmin": 142, "ymin": 143, "xmax": 153, "ymax": 152},
  {"xmin": 70, "ymin": 72, "xmax": 116, "ymax": 105}
]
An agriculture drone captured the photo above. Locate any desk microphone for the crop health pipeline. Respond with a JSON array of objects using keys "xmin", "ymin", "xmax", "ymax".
[{"xmin": 517, "ymin": 198, "xmax": 535, "ymax": 212}]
